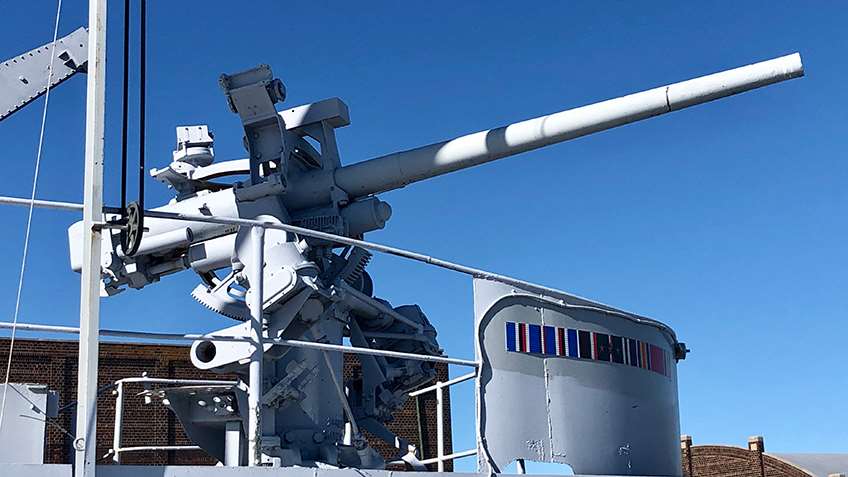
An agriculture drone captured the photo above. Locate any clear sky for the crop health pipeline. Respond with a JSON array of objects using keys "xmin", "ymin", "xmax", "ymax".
[{"xmin": 0, "ymin": 1, "xmax": 844, "ymax": 471}]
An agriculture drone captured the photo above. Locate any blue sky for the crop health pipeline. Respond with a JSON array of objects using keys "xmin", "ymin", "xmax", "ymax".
[{"xmin": 0, "ymin": 0, "xmax": 845, "ymax": 471}]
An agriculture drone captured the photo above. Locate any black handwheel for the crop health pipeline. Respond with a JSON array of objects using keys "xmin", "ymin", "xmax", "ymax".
[{"xmin": 121, "ymin": 201, "xmax": 144, "ymax": 256}]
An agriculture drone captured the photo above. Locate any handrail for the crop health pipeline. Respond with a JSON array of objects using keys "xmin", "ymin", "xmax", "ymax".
[
  {"xmin": 0, "ymin": 194, "xmax": 679, "ymax": 342},
  {"xmin": 110, "ymin": 377, "xmax": 237, "ymax": 463},
  {"xmin": 0, "ymin": 321, "xmax": 478, "ymax": 368},
  {"xmin": 409, "ymin": 371, "xmax": 477, "ymax": 397},
  {"xmin": 408, "ymin": 371, "xmax": 479, "ymax": 471}
]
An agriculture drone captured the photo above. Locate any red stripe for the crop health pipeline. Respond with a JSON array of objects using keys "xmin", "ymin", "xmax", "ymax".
[
  {"xmin": 592, "ymin": 332, "xmax": 598, "ymax": 360},
  {"xmin": 557, "ymin": 328, "xmax": 566, "ymax": 356},
  {"xmin": 649, "ymin": 345, "xmax": 666, "ymax": 376}
]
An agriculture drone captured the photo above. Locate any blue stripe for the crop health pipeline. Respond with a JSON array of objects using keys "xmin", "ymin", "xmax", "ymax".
[
  {"xmin": 528, "ymin": 324, "xmax": 542, "ymax": 353},
  {"xmin": 543, "ymin": 326, "xmax": 556, "ymax": 355},
  {"xmin": 567, "ymin": 329, "xmax": 578, "ymax": 357},
  {"xmin": 505, "ymin": 321, "xmax": 516, "ymax": 352}
]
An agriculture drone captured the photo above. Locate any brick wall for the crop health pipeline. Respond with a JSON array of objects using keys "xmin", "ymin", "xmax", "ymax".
[
  {"xmin": 681, "ymin": 435, "xmax": 811, "ymax": 477},
  {"xmin": 0, "ymin": 338, "xmax": 452, "ymax": 469}
]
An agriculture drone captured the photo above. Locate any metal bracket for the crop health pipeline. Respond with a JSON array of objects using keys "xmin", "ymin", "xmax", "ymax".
[
  {"xmin": 0, "ymin": 27, "xmax": 88, "ymax": 122},
  {"xmin": 219, "ymin": 65, "xmax": 288, "ymax": 186}
]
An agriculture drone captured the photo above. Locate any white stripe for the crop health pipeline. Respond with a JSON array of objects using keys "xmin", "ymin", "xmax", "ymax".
[{"xmin": 541, "ymin": 326, "xmax": 547, "ymax": 354}]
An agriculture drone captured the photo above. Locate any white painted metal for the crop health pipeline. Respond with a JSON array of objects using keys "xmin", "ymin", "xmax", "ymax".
[
  {"xmin": 112, "ymin": 381, "xmax": 124, "ymax": 464},
  {"xmin": 0, "ymin": 384, "xmax": 54, "ymax": 464},
  {"xmin": 408, "ymin": 372, "xmax": 479, "ymax": 468},
  {"xmin": 246, "ymin": 226, "xmax": 264, "ymax": 466},
  {"xmin": 115, "ymin": 446, "xmax": 200, "ymax": 453},
  {"xmin": 75, "ymin": 0, "xmax": 107, "ymax": 475},
  {"xmin": 0, "ymin": 195, "xmax": 82, "ymax": 211},
  {"xmin": 418, "ymin": 449, "xmax": 477, "ymax": 465},
  {"xmin": 334, "ymin": 54, "xmax": 804, "ymax": 198},
  {"xmin": 115, "ymin": 377, "xmax": 237, "ymax": 386},
  {"xmin": 516, "ymin": 459, "xmax": 526, "ymax": 474},
  {"xmin": 436, "ymin": 382, "xmax": 445, "ymax": 472},
  {"xmin": 109, "ymin": 377, "xmax": 240, "ymax": 464},
  {"xmin": 408, "ymin": 371, "xmax": 476, "ymax": 397},
  {"xmin": 224, "ymin": 421, "xmax": 241, "ymax": 466},
  {"xmin": 0, "ymin": 321, "xmax": 479, "ymax": 367}
]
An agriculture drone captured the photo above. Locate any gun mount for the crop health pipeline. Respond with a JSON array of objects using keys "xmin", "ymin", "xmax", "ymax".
[{"xmin": 66, "ymin": 54, "xmax": 803, "ymax": 468}]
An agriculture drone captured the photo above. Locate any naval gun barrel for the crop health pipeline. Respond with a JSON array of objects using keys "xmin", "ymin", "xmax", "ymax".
[{"xmin": 334, "ymin": 53, "xmax": 803, "ymax": 198}]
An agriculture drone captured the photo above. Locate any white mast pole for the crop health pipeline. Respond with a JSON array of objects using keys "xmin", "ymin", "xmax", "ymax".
[{"xmin": 74, "ymin": 0, "xmax": 107, "ymax": 475}]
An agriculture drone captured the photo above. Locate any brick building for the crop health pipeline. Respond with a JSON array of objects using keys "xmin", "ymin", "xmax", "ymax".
[
  {"xmin": 681, "ymin": 435, "xmax": 847, "ymax": 477},
  {"xmin": 0, "ymin": 338, "xmax": 452, "ymax": 469}
]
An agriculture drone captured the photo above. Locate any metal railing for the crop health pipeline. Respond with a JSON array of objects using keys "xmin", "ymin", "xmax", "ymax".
[
  {"xmin": 108, "ymin": 376, "xmax": 238, "ymax": 463},
  {"xmin": 103, "ymin": 371, "xmax": 481, "ymax": 468},
  {"xmin": 409, "ymin": 371, "xmax": 478, "ymax": 471},
  {"xmin": 0, "ymin": 320, "xmax": 481, "ymax": 468},
  {"xmin": 0, "ymin": 195, "xmax": 502, "ymax": 469}
]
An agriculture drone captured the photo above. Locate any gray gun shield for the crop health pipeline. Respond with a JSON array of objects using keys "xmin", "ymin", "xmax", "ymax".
[{"xmin": 474, "ymin": 278, "xmax": 682, "ymax": 476}]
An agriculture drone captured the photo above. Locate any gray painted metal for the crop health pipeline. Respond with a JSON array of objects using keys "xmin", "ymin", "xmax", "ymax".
[
  {"xmin": 329, "ymin": 54, "xmax": 803, "ymax": 203},
  {"xmin": 0, "ymin": 464, "xmax": 673, "ymax": 477},
  {"xmin": 770, "ymin": 454, "xmax": 848, "ymax": 477},
  {"xmin": 53, "ymin": 53, "xmax": 801, "ymax": 470},
  {"xmin": 0, "ymin": 383, "xmax": 57, "ymax": 464},
  {"xmin": 0, "ymin": 464, "xmax": 71, "ymax": 477},
  {"xmin": 473, "ymin": 279, "xmax": 682, "ymax": 476},
  {"xmin": 0, "ymin": 14, "xmax": 810, "ymax": 477},
  {"xmin": 0, "ymin": 27, "xmax": 87, "ymax": 122}
]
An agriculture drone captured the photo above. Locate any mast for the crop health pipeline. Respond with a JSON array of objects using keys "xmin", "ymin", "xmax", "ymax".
[{"xmin": 74, "ymin": 0, "xmax": 107, "ymax": 475}]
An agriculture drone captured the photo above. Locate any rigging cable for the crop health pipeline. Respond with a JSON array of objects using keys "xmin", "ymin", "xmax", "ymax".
[
  {"xmin": 138, "ymin": 0, "xmax": 147, "ymax": 210},
  {"xmin": 0, "ymin": 0, "xmax": 64, "ymax": 432},
  {"xmin": 120, "ymin": 0, "xmax": 131, "ymax": 210}
]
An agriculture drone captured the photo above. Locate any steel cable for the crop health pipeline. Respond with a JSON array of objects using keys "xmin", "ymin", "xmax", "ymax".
[{"xmin": 0, "ymin": 0, "xmax": 64, "ymax": 432}]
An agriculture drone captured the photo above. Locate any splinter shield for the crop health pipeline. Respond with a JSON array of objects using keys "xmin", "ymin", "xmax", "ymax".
[{"xmin": 474, "ymin": 278, "xmax": 682, "ymax": 476}]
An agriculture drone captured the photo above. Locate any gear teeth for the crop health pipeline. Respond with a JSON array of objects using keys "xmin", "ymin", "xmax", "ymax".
[
  {"xmin": 342, "ymin": 247, "xmax": 372, "ymax": 287},
  {"xmin": 191, "ymin": 284, "xmax": 249, "ymax": 321}
]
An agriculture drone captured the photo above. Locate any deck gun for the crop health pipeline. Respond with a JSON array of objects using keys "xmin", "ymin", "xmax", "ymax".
[{"xmin": 66, "ymin": 55, "xmax": 803, "ymax": 467}]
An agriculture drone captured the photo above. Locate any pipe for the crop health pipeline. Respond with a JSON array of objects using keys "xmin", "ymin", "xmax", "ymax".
[
  {"xmin": 115, "ymin": 376, "xmax": 236, "ymax": 386},
  {"xmin": 0, "ymin": 321, "xmax": 479, "ymax": 367},
  {"xmin": 112, "ymin": 381, "xmax": 123, "ymax": 464},
  {"xmin": 409, "ymin": 371, "xmax": 477, "ymax": 397},
  {"xmin": 335, "ymin": 53, "xmax": 803, "ymax": 198},
  {"xmin": 0, "ymin": 196, "xmax": 680, "ymax": 341},
  {"xmin": 141, "ymin": 209, "xmax": 679, "ymax": 343},
  {"xmin": 418, "ymin": 448, "xmax": 477, "ymax": 465},
  {"xmin": 116, "ymin": 445, "xmax": 200, "ymax": 453},
  {"xmin": 0, "ymin": 195, "xmax": 82, "ymax": 211},
  {"xmin": 246, "ymin": 226, "xmax": 264, "ymax": 466},
  {"xmin": 436, "ymin": 382, "xmax": 445, "ymax": 472}
]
